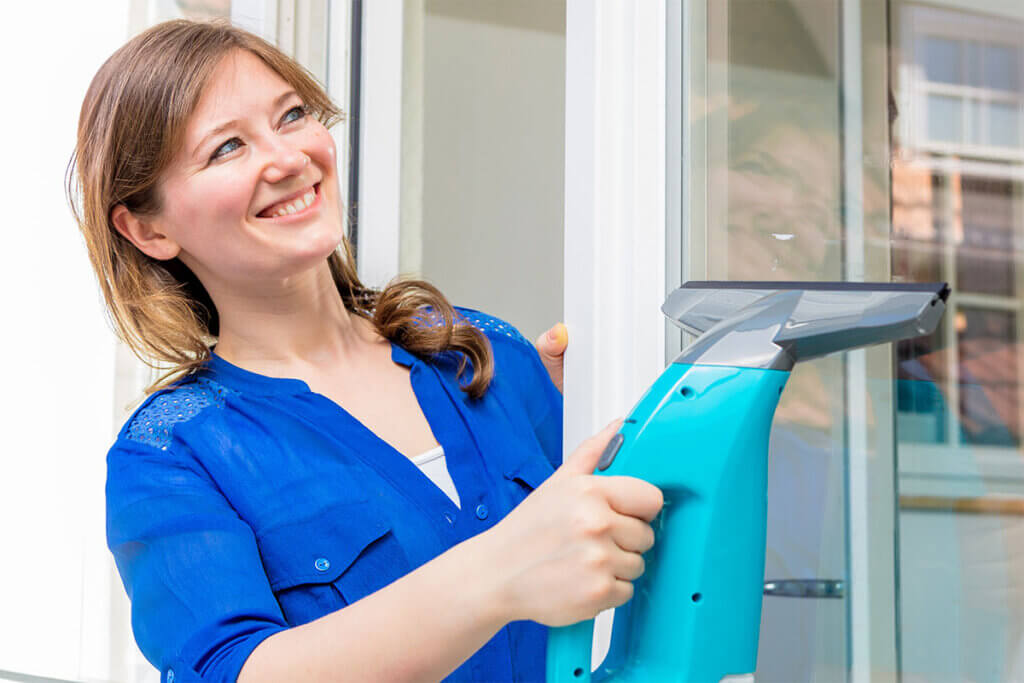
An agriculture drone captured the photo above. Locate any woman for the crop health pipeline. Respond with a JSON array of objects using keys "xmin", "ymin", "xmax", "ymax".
[{"xmin": 68, "ymin": 19, "xmax": 662, "ymax": 682}]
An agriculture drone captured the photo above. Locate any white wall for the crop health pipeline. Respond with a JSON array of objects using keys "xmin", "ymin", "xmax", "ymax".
[{"xmin": 0, "ymin": 2, "xmax": 140, "ymax": 680}]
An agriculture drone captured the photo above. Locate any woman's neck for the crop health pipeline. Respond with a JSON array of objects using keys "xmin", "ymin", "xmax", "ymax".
[{"xmin": 210, "ymin": 261, "xmax": 383, "ymax": 374}]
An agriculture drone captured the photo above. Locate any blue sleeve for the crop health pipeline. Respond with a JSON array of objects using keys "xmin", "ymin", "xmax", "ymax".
[
  {"xmin": 106, "ymin": 439, "xmax": 288, "ymax": 682},
  {"xmin": 454, "ymin": 307, "xmax": 565, "ymax": 470}
]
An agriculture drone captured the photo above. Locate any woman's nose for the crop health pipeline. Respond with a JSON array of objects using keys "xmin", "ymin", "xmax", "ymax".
[{"xmin": 261, "ymin": 144, "xmax": 311, "ymax": 184}]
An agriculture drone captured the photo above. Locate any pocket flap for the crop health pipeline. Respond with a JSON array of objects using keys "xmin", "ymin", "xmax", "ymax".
[
  {"xmin": 502, "ymin": 451, "xmax": 557, "ymax": 490},
  {"xmin": 258, "ymin": 501, "xmax": 392, "ymax": 592}
]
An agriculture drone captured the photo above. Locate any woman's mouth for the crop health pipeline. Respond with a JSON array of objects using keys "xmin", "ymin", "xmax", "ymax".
[{"xmin": 256, "ymin": 182, "xmax": 322, "ymax": 220}]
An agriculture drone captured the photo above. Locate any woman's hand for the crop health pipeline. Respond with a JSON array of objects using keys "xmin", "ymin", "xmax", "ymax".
[
  {"xmin": 534, "ymin": 322, "xmax": 568, "ymax": 393},
  {"xmin": 479, "ymin": 419, "xmax": 664, "ymax": 627}
]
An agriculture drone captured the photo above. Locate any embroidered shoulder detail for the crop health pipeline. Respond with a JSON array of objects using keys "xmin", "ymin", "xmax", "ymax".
[
  {"xmin": 454, "ymin": 307, "xmax": 531, "ymax": 348},
  {"xmin": 124, "ymin": 377, "xmax": 236, "ymax": 451}
]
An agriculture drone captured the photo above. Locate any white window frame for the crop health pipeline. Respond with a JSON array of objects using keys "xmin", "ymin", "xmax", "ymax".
[
  {"xmin": 563, "ymin": 0, "xmax": 667, "ymax": 669},
  {"xmin": 352, "ymin": 0, "xmax": 403, "ymax": 289}
]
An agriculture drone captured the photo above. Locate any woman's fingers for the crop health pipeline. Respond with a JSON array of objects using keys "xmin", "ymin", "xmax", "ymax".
[
  {"xmin": 596, "ymin": 474, "xmax": 665, "ymax": 524},
  {"xmin": 609, "ymin": 513, "xmax": 657, "ymax": 555},
  {"xmin": 534, "ymin": 322, "xmax": 568, "ymax": 393}
]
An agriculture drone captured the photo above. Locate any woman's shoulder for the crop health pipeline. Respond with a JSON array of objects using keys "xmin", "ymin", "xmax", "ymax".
[
  {"xmin": 452, "ymin": 305, "xmax": 532, "ymax": 351},
  {"xmin": 114, "ymin": 373, "xmax": 236, "ymax": 453}
]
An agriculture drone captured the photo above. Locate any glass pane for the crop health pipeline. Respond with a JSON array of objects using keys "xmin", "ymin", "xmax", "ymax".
[
  {"xmin": 681, "ymin": 0, "xmax": 1024, "ymax": 679},
  {"xmin": 896, "ymin": 318, "xmax": 950, "ymax": 444},
  {"xmin": 958, "ymin": 307, "xmax": 1019, "ymax": 446},
  {"xmin": 957, "ymin": 177, "xmax": 1017, "ymax": 296},
  {"xmin": 984, "ymin": 43, "xmax": 1019, "ymax": 91},
  {"xmin": 891, "ymin": 4, "xmax": 1024, "ymax": 682},
  {"xmin": 966, "ymin": 40, "xmax": 983, "ymax": 89},
  {"xmin": 989, "ymin": 102, "xmax": 1021, "ymax": 148},
  {"xmin": 692, "ymin": 1, "xmax": 849, "ymax": 679},
  {"xmin": 968, "ymin": 98, "xmax": 984, "ymax": 146},
  {"xmin": 412, "ymin": 1, "xmax": 565, "ymax": 338},
  {"xmin": 923, "ymin": 35, "xmax": 961, "ymax": 85},
  {"xmin": 928, "ymin": 94, "xmax": 963, "ymax": 143}
]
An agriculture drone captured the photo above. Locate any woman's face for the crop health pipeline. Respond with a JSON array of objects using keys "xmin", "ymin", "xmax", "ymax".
[{"xmin": 138, "ymin": 49, "xmax": 342, "ymax": 291}]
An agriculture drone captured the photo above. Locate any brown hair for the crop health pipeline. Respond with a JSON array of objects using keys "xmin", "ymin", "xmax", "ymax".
[{"xmin": 66, "ymin": 18, "xmax": 494, "ymax": 399}]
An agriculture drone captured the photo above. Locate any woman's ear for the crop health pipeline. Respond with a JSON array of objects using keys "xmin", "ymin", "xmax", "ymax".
[{"xmin": 110, "ymin": 204, "xmax": 181, "ymax": 261}]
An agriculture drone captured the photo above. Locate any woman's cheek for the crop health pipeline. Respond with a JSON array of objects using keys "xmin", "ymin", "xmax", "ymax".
[
  {"xmin": 211, "ymin": 171, "xmax": 260, "ymax": 219},
  {"xmin": 309, "ymin": 125, "xmax": 336, "ymax": 167}
]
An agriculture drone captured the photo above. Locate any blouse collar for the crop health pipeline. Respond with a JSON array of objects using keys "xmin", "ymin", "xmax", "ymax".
[{"xmin": 201, "ymin": 339, "xmax": 419, "ymax": 395}]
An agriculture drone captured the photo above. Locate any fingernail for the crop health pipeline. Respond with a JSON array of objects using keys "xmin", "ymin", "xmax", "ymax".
[{"xmin": 547, "ymin": 328, "xmax": 558, "ymax": 341}]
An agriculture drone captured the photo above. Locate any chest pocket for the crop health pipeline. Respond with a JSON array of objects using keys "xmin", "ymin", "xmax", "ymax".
[
  {"xmin": 502, "ymin": 450, "xmax": 557, "ymax": 508},
  {"xmin": 257, "ymin": 500, "xmax": 412, "ymax": 626}
]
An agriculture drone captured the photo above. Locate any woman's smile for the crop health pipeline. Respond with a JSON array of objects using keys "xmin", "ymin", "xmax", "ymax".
[{"xmin": 255, "ymin": 181, "xmax": 323, "ymax": 222}]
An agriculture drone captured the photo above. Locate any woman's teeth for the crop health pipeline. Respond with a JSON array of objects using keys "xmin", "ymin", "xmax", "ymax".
[{"xmin": 264, "ymin": 187, "xmax": 316, "ymax": 217}]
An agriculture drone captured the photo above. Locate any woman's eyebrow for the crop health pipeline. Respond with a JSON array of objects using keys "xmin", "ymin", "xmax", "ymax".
[{"xmin": 192, "ymin": 89, "xmax": 300, "ymax": 158}]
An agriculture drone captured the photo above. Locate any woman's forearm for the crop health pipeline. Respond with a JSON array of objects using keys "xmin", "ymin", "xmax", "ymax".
[{"xmin": 238, "ymin": 531, "xmax": 512, "ymax": 682}]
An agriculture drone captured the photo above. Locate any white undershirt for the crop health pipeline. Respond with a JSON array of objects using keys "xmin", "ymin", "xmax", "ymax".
[{"xmin": 410, "ymin": 445, "xmax": 461, "ymax": 509}]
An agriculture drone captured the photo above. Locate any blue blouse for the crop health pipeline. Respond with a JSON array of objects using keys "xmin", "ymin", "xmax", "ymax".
[{"xmin": 106, "ymin": 308, "xmax": 564, "ymax": 683}]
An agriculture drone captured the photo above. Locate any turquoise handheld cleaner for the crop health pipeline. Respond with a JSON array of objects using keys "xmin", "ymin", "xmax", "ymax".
[{"xmin": 546, "ymin": 281, "xmax": 950, "ymax": 683}]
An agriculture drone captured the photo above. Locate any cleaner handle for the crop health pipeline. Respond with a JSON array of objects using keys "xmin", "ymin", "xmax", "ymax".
[
  {"xmin": 545, "ymin": 364, "xmax": 788, "ymax": 682},
  {"xmin": 546, "ymin": 620, "xmax": 595, "ymax": 682}
]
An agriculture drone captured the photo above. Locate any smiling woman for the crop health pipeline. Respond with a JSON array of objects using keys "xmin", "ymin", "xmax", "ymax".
[
  {"xmin": 58, "ymin": 17, "xmax": 625, "ymax": 683},
  {"xmin": 67, "ymin": 19, "xmax": 495, "ymax": 398}
]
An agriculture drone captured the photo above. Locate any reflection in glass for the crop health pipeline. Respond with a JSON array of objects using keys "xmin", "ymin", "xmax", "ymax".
[
  {"xmin": 922, "ymin": 36, "xmax": 959, "ymax": 85},
  {"xmin": 957, "ymin": 177, "xmax": 1016, "ymax": 296},
  {"xmin": 927, "ymin": 94, "xmax": 962, "ymax": 143},
  {"xmin": 892, "ymin": 3, "xmax": 1024, "ymax": 681},
  {"xmin": 990, "ymin": 102, "xmax": 1020, "ymax": 148},
  {"xmin": 682, "ymin": 0, "xmax": 1024, "ymax": 678},
  {"xmin": 695, "ymin": 2, "xmax": 847, "ymax": 680},
  {"xmin": 958, "ymin": 307, "xmax": 1019, "ymax": 446},
  {"xmin": 896, "ymin": 325, "xmax": 949, "ymax": 444},
  {"xmin": 983, "ymin": 43, "xmax": 1018, "ymax": 92}
]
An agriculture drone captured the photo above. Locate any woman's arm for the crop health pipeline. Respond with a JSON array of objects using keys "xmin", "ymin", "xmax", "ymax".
[{"xmin": 238, "ymin": 531, "xmax": 508, "ymax": 682}]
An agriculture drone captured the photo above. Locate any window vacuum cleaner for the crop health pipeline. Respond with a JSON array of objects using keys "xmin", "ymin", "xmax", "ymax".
[{"xmin": 546, "ymin": 280, "xmax": 950, "ymax": 683}]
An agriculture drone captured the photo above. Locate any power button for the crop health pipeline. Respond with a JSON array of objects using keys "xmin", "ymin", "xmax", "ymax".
[{"xmin": 597, "ymin": 433, "xmax": 625, "ymax": 471}]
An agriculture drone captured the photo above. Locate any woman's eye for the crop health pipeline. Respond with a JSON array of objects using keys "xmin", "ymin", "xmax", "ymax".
[
  {"xmin": 211, "ymin": 138, "xmax": 241, "ymax": 161},
  {"xmin": 283, "ymin": 104, "xmax": 309, "ymax": 123}
]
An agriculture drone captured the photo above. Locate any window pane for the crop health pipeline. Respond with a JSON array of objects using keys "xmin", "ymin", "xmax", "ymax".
[
  {"xmin": 984, "ymin": 43, "xmax": 1019, "ymax": 91},
  {"xmin": 989, "ymin": 102, "xmax": 1021, "ymax": 148},
  {"xmin": 958, "ymin": 307, "xmax": 1019, "ymax": 446},
  {"xmin": 957, "ymin": 176, "xmax": 1017, "ymax": 296},
  {"xmin": 897, "ymin": 325, "xmax": 950, "ymax": 444},
  {"xmin": 969, "ymin": 98, "xmax": 984, "ymax": 146},
  {"xmin": 922, "ymin": 35, "xmax": 961, "ymax": 84},
  {"xmin": 893, "ymin": 8, "xmax": 1024, "ymax": 680},
  {"xmin": 688, "ymin": 1, "xmax": 849, "ymax": 679},
  {"xmin": 893, "ymin": 165, "xmax": 950, "ymax": 445},
  {"xmin": 966, "ymin": 40, "xmax": 984, "ymax": 89},
  {"xmin": 928, "ymin": 94, "xmax": 963, "ymax": 142}
]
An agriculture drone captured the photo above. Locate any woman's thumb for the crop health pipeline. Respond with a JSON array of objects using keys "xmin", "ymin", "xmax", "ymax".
[{"xmin": 557, "ymin": 418, "xmax": 626, "ymax": 476}]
